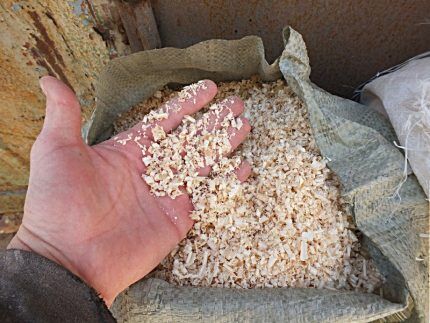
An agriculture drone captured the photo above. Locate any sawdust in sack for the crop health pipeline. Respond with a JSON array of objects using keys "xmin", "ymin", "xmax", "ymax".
[
  {"xmin": 113, "ymin": 77, "xmax": 383, "ymax": 294},
  {"xmin": 84, "ymin": 28, "xmax": 429, "ymax": 322}
]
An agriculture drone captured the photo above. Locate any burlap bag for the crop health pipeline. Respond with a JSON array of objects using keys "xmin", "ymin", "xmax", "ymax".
[{"xmin": 84, "ymin": 28, "xmax": 429, "ymax": 322}]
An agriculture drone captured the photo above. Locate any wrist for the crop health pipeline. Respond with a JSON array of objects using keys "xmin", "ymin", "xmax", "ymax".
[
  {"xmin": 8, "ymin": 226, "xmax": 85, "ymax": 284},
  {"xmin": 8, "ymin": 226, "xmax": 116, "ymax": 306}
]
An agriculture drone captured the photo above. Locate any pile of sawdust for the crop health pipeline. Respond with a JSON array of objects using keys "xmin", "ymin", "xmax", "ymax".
[{"xmin": 113, "ymin": 77, "xmax": 383, "ymax": 293}]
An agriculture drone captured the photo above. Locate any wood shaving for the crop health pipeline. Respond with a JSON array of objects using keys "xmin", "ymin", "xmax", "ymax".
[{"xmin": 113, "ymin": 76, "xmax": 384, "ymax": 293}]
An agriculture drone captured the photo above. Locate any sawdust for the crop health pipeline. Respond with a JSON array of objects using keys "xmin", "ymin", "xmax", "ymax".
[{"xmin": 113, "ymin": 76, "xmax": 384, "ymax": 293}]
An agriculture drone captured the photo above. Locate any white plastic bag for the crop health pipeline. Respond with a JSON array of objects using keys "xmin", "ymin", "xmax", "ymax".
[{"xmin": 361, "ymin": 54, "xmax": 430, "ymax": 197}]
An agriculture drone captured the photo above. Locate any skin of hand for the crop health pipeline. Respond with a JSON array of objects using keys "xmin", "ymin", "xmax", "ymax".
[{"xmin": 7, "ymin": 76, "xmax": 251, "ymax": 306}]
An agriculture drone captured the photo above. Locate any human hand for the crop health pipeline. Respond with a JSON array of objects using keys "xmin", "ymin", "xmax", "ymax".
[{"xmin": 8, "ymin": 76, "xmax": 251, "ymax": 306}]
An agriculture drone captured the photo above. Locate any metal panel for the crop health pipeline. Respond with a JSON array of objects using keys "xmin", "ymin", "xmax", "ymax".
[{"xmin": 151, "ymin": 0, "xmax": 430, "ymax": 97}]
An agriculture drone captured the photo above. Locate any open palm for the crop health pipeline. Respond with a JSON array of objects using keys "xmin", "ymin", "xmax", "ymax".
[{"xmin": 8, "ymin": 76, "xmax": 251, "ymax": 306}]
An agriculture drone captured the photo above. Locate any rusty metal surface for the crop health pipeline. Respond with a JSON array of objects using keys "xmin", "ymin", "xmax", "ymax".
[
  {"xmin": 151, "ymin": 0, "xmax": 430, "ymax": 97},
  {"xmin": 0, "ymin": 1, "xmax": 108, "ymax": 232}
]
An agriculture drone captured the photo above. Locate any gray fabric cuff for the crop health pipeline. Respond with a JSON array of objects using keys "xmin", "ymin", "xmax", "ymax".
[{"xmin": 0, "ymin": 249, "xmax": 115, "ymax": 323}]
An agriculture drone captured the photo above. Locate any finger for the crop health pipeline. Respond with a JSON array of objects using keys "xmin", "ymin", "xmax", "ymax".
[
  {"xmin": 196, "ymin": 117, "xmax": 251, "ymax": 176},
  {"xmin": 198, "ymin": 159, "xmax": 252, "ymax": 181},
  {"xmin": 196, "ymin": 96, "xmax": 244, "ymax": 134},
  {"xmin": 177, "ymin": 97, "xmax": 243, "ymax": 156},
  {"xmin": 157, "ymin": 189, "xmax": 194, "ymax": 239},
  {"xmin": 39, "ymin": 76, "xmax": 83, "ymax": 144},
  {"xmin": 235, "ymin": 160, "xmax": 252, "ymax": 182},
  {"xmin": 130, "ymin": 80, "xmax": 217, "ymax": 140},
  {"xmin": 197, "ymin": 165, "xmax": 212, "ymax": 177},
  {"xmin": 106, "ymin": 80, "xmax": 217, "ymax": 157},
  {"xmin": 227, "ymin": 117, "xmax": 251, "ymax": 152}
]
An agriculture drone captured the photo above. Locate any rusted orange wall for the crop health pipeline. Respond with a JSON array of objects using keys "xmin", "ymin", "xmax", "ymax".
[{"xmin": 0, "ymin": 1, "xmax": 108, "ymax": 233}]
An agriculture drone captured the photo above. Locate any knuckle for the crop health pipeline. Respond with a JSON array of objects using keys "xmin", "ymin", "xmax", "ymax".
[
  {"xmin": 30, "ymin": 136, "xmax": 45, "ymax": 159},
  {"xmin": 241, "ymin": 118, "xmax": 252, "ymax": 131}
]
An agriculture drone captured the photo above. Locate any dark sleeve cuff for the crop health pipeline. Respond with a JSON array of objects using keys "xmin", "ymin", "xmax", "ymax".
[{"xmin": 0, "ymin": 249, "xmax": 115, "ymax": 323}]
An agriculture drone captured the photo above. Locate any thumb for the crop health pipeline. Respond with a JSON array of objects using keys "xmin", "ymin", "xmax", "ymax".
[{"xmin": 39, "ymin": 76, "xmax": 82, "ymax": 143}]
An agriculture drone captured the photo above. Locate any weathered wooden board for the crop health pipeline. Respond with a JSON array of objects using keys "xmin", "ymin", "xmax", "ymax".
[{"xmin": 89, "ymin": 0, "xmax": 161, "ymax": 57}]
